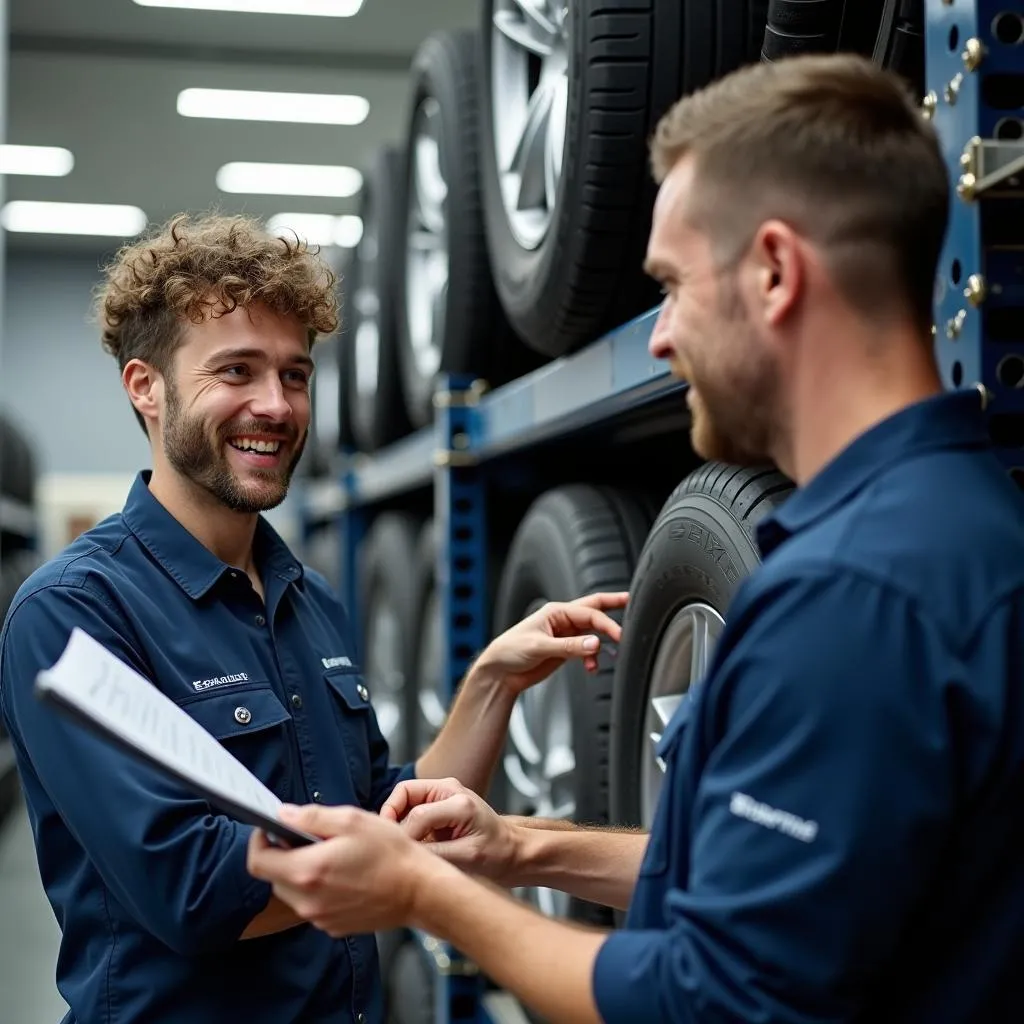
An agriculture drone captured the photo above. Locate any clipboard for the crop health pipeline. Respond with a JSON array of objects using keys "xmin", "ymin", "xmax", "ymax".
[{"xmin": 34, "ymin": 627, "xmax": 319, "ymax": 848}]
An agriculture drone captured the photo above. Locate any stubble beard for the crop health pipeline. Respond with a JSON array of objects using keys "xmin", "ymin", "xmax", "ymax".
[{"xmin": 162, "ymin": 381, "xmax": 306, "ymax": 514}]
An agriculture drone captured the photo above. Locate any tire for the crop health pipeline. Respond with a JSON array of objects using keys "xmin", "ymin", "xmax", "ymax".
[
  {"xmin": 492, "ymin": 484, "xmax": 654, "ymax": 925},
  {"xmin": 386, "ymin": 938, "xmax": 435, "ymax": 1024},
  {"xmin": 0, "ymin": 413, "xmax": 36, "ymax": 506},
  {"xmin": 609, "ymin": 464, "xmax": 794, "ymax": 835},
  {"xmin": 397, "ymin": 29, "xmax": 535, "ymax": 430},
  {"xmin": 334, "ymin": 249, "xmax": 358, "ymax": 453},
  {"xmin": 762, "ymin": 0, "xmax": 925, "ymax": 98},
  {"xmin": 479, "ymin": 0, "xmax": 769, "ymax": 359},
  {"xmin": 409, "ymin": 521, "xmax": 446, "ymax": 757},
  {"xmin": 345, "ymin": 145, "xmax": 414, "ymax": 453},
  {"xmin": 358, "ymin": 513, "xmax": 422, "ymax": 764}
]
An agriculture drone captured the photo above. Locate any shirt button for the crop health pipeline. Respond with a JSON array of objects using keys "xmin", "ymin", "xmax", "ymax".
[
  {"xmin": 357, "ymin": 684, "xmax": 369, "ymax": 702},
  {"xmin": 312, "ymin": 791, "xmax": 322, "ymax": 803},
  {"xmin": 356, "ymin": 1015, "xmax": 365, "ymax": 1024},
  {"xmin": 234, "ymin": 707, "xmax": 251, "ymax": 725},
  {"xmin": 290, "ymin": 693, "xmax": 303, "ymax": 709},
  {"xmin": 255, "ymin": 613, "xmax": 266, "ymax": 627}
]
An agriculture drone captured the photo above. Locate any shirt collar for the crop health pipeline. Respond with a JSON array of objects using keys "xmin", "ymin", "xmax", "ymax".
[
  {"xmin": 757, "ymin": 388, "xmax": 991, "ymax": 555},
  {"xmin": 122, "ymin": 470, "xmax": 304, "ymax": 600}
]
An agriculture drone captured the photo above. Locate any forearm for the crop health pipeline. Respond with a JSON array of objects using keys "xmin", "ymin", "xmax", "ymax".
[
  {"xmin": 506, "ymin": 823, "xmax": 648, "ymax": 911},
  {"xmin": 415, "ymin": 665, "xmax": 516, "ymax": 794},
  {"xmin": 412, "ymin": 855, "xmax": 606, "ymax": 1024}
]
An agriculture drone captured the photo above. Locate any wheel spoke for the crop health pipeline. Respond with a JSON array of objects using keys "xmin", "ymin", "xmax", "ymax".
[
  {"xmin": 651, "ymin": 693, "xmax": 683, "ymax": 729},
  {"xmin": 543, "ymin": 743, "xmax": 575, "ymax": 782},
  {"xmin": 544, "ymin": 72, "xmax": 568, "ymax": 211},
  {"xmin": 419, "ymin": 691, "xmax": 447, "ymax": 731},
  {"xmin": 508, "ymin": 78, "xmax": 556, "ymax": 211},
  {"xmin": 509, "ymin": 700, "xmax": 543, "ymax": 766},
  {"xmin": 494, "ymin": 0, "xmax": 558, "ymax": 57},
  {"xmin": 690, "ymin": 607, "xmax": 711, "ymax": 682},
  {"xmin": 503, "ymin": 752, "xmax": 542, "ymax": 800}
]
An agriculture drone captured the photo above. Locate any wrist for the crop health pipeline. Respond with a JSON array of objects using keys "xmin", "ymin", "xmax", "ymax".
[
  {"xmin": 406, "ymin": 848, "xmax": 463, "ymax": 934},
  {"xmin": 463, "ymin": 653, "xmax": 516, "ymax": 697}
]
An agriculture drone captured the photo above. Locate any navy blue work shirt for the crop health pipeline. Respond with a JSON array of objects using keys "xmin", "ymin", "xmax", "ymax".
[
  {"xmin": 595, "ymin": 389, "xmax": 1024, "ymax": 1023},
  {"xmin": 0, "ymin": 471, "xmax": 414, "ymax": 1024}
]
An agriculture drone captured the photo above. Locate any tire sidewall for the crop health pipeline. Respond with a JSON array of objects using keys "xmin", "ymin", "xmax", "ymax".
[{"xmin": 609, "ymin": 493, "xmax": 765, "ymax": 828}]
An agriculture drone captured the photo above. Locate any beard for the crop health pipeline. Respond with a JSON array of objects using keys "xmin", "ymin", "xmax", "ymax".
[
  {"xmin": 684, "ymin": 276, "xmax": 780, "ymax": 467},
  {"xmin": 163, "ymin": 380, "xmax": 307, "ymax": 514}
]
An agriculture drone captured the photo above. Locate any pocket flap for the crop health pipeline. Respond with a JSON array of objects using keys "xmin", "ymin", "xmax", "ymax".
[
  {"xmin": 182, "ymin": 686, "xmax": 290, "ymax": 740},
  {"xmin": 324, "ymin": 670, "xmax": 371, "ymax": 712}
]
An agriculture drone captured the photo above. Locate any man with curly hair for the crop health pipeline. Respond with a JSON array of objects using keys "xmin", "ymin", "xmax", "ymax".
[{"xmin": 0, "ymin": 212, "xmax": 626, "ymax": 1023}]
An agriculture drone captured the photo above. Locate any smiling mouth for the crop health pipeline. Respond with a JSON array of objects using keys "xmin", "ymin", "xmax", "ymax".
[{"xmin": 228, "ymin": 437, "xmax": 283, "ymax": 455}]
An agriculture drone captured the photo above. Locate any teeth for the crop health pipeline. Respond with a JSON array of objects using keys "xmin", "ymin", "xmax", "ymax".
[{"xmin": 230, "ymin": 439, "xmax": 281, "ymax": 453}]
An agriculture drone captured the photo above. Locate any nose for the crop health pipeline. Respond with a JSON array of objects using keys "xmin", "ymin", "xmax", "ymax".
[
  {"xmin": 249, "ymin": 373, "xmax": 292, "ymax": 423},
  {"xmin": 648, "ymin": 304, "xmax": 674, "ymax": 361}
]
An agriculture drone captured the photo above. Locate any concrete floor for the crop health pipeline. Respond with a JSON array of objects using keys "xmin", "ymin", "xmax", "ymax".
[{"xmin": 0, "ymin": 797, "xmax": 68, "ymax": 1024}]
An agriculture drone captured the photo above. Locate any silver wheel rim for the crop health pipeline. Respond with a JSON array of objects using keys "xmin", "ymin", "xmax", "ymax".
[
  {"xmin": 404, "ymin": 98, "xmax": 449, "ymax": 384},
  {"xmin": 491, "ymin": 0, "xmax": 570, "ymax": 250},
  {"xmin": 365, "ymin": 599, "xmax": 406, "ymax": 755},
  {"xmin": 417, "ymin": 586, "xmax": 447, "ymax": 748},
  {"xmin": 641, "ymin": 603, "xmax": 725, "ymax": 828},
  {"xmin": 352, "ymin": 211, "xmax": 380, "ymax": 402},
  {"xmin": 504, "ymin": 601, "xmax": 576, "ymax": 918}
]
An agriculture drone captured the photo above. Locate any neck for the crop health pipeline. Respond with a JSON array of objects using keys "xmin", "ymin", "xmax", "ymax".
[
  {"xmin": 147, "ymin": 462, "xmax": 259, "ymax": 572},
  {"xmin": 775, "ymin": 314, "xmax": 944, "ymax": 486}
]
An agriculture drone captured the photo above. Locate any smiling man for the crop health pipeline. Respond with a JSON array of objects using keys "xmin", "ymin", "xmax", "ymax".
[{"xmin": 0, "ymin": 212, "xmax": 625, "ymax": 1024}]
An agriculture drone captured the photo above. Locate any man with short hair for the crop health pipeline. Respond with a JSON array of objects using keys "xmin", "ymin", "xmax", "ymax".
[
  {"xmin": 0, "ymin": 212, "xmax": 625, "ymax": 1023},
  {"xmin": 247, "ymin": 54, "xmax": 1024, "ymax": 1023}
]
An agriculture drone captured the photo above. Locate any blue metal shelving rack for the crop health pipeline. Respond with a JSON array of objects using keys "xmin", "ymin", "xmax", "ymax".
[{"xmin": 299, "ymin": 3, "xmax": 1023, "ymax": 1019}]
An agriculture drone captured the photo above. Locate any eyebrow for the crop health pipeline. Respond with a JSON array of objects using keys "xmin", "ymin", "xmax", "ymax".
[{"xmin": 208, "ymin": 347, "xmax": 315, "ymax": 372}]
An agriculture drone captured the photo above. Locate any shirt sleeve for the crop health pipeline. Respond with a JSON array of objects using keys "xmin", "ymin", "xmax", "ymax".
[
  {"xmin": 366, "ymin": 711, "xmax": 417, "ymax": 813},
  {"xmin": 0, "ymin": 581, "xmax": 273, "ymax": 956},
  {"xmin": 593, "ymin": 566, "xmax": 957, "ymax": 1024}
]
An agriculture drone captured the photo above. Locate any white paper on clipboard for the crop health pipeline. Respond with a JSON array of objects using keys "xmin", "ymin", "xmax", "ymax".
[{"xmin": 34, "ymin": 627, "xmax": 316, "ymax": 846}]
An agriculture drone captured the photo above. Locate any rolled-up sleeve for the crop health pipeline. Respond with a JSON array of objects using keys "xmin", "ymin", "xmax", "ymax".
[
  {"xmin": 0, "ymin": 582, "xmax": 272, "ymax": 955},
  {"xmin": 592, "ymin": 568, "xmax": 956, "ymax": 1024}
]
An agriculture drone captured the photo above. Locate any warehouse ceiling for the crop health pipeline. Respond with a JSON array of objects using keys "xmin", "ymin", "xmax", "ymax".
[{"xmin": 4, "ymin": 0, "xmax": 479, "ymax": 254}]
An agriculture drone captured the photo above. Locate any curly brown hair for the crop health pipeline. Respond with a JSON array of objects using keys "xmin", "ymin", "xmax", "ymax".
[{"xmin": 95, "ymin": 211, "xmax": 340, "ymax": 385}]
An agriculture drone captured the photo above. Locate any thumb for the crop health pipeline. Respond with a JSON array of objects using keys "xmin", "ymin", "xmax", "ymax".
[
  {"xmin": 556, "ymin": 634, "xmax": 600, "ymax": 658},
  {"xmin": 278, "ymin": 802, "xmax": 353, "ymax": 838}
]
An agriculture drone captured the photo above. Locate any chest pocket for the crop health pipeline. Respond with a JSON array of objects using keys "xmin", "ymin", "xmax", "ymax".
[
  {"xmin": 324, "ymin": 669, "xmax": 374, "ymax": 805},
  {"xmin": 178, "ymin": 684, "xmax": 293, "ymax": 800}
]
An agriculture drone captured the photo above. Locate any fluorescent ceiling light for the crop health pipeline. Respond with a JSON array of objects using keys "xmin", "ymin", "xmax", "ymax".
[
  {"xmin": 133, "ymin": 0, "xmax": 363, "ymax": 15},
  {"xmin": 0, "ymin": 145, "xmax": 74, "ymax": 177},
  {"xmin": 217, "ymin": 161, "xmax": 362, "ymax": 198},
  {"xmin": 267, "ymin": 213, "xmax": 363, "ymax": 248},
  {"xmin": 1, "ymin": 201, "xmax": 147, "ymax": 237},
  {"xmin": 178, "ymin": 88, "xmax": 369, "ymax": 126}
]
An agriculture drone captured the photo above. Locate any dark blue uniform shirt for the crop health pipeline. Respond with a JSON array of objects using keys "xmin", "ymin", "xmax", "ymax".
[
  {"xmin": 0, "ymin": 471, "xmax": 414, "ymax": 1024},
  {"xmin": 595, "ymin": 390, "xmax": 1024, "ymax": 1023}
]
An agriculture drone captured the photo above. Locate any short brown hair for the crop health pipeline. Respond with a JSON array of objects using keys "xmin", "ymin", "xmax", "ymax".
[
  {"xmin": 650, "ymin": 53, "xmax": 949, "ymax": 334},
  {"xmin": 95, "ymin": 212, "xmax": 340, "ymax": 427}
]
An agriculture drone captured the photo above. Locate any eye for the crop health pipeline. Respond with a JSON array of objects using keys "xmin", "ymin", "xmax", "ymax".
[
  {"xmin": 223, "ymin": 365, "xmax": 250, "ymax": 379},
  {"xmin": 283, "ymin": 369, "xmax": 310, "ymax": 388}
]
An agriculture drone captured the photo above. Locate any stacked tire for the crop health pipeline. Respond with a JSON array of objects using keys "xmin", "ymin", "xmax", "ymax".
[{"xmin": 1, "ymin": 411, "xmax": 41, "ymax": 828}]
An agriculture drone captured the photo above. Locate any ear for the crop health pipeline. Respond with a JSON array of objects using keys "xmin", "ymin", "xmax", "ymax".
[
  {"xmin": 748, "ymin": 219, "xmax": 803, "ymax": 329},
  {"xmin": 122, "ymin": 359, "xmax": 164, "ymax": 428}
]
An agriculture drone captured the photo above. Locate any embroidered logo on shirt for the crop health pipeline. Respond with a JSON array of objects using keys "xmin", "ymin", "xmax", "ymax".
[
  {"xmin": 192, "ymin": 672, "xmax": 249, "ymax": 692},
  {"xmin": 321, "ymin": 656, "xmax": 353, "ymax": 669},
  {"xmin": 729, "ymin": 791, "xmax": 819, "ymax": 843}
]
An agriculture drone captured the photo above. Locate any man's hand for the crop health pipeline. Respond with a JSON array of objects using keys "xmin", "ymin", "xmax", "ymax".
[
  {"xmin": 471, "ymin": 591, "xmax": 628, "ymax": 693},
  {"xmin": 246, "ymin": 804, "xmax": 430, "ymax": 938},
  {"xmin": 382, "ymin": 777, "xmax": 521, "ymax": 885}
]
